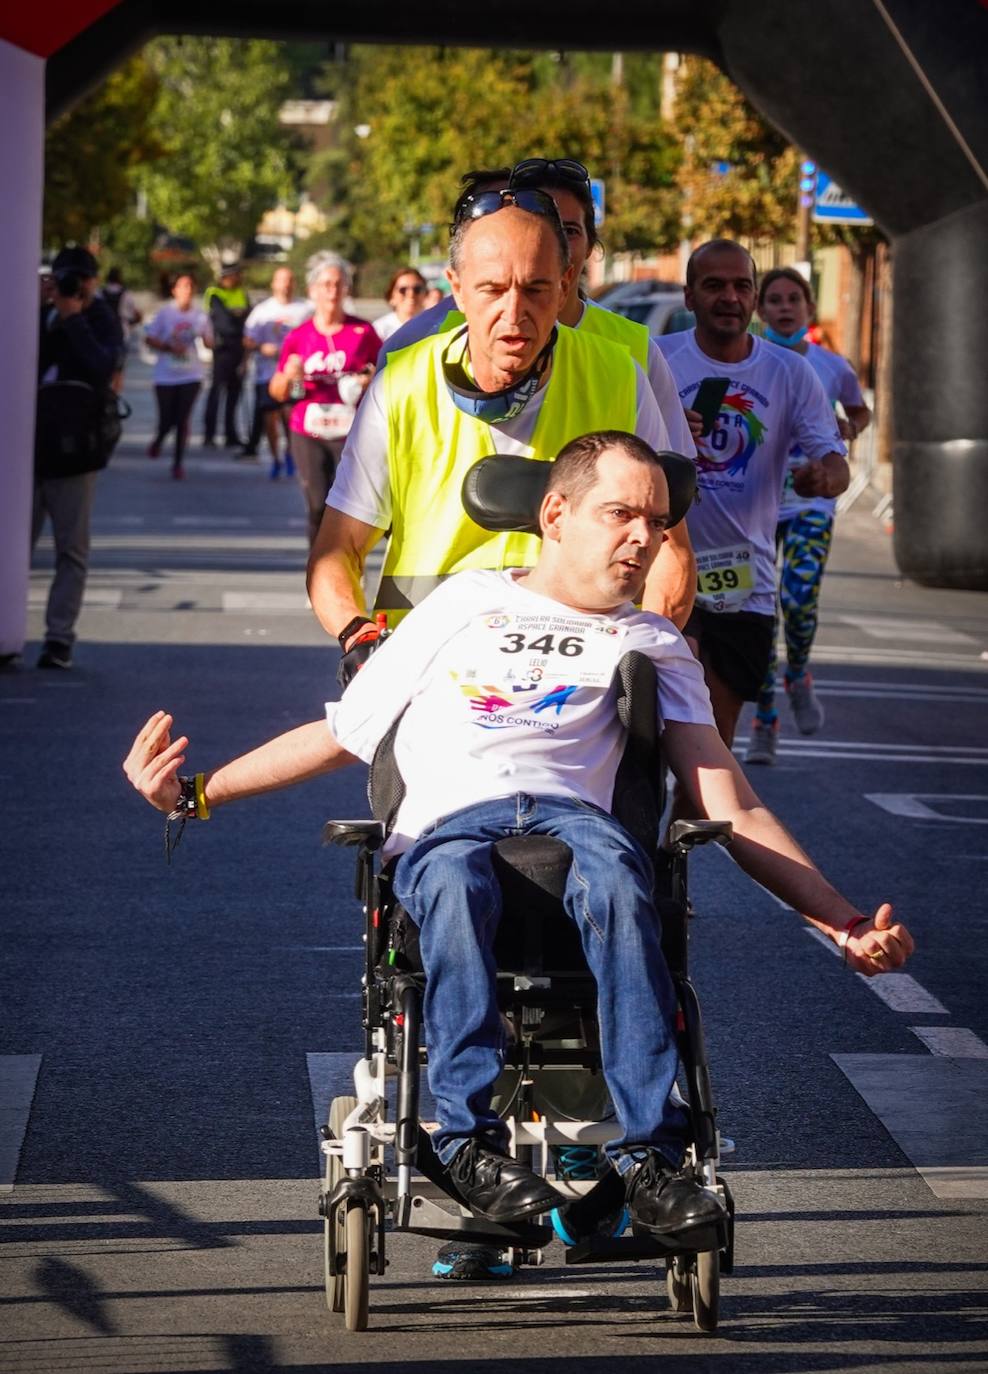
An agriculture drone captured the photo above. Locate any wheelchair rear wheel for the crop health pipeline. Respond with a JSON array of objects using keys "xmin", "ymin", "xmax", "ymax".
[
  {"xmin": 323, "ymin": 1095, "xmax": 358, "ymax": 1316},
  {"xmin": 691, "ymin": 1248, "xmax": 719, "ymax": 1332}
]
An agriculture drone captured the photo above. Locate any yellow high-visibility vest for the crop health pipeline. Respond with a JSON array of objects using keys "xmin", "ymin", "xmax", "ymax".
[{"xmin": 375, "ymin": 324, "xmax": 638, "ymax": 621}]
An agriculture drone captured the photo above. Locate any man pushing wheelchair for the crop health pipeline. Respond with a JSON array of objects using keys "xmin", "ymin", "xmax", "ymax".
[{"xmin": 123, "ymin": 430, "xmax": 913, "ymax": 1244}]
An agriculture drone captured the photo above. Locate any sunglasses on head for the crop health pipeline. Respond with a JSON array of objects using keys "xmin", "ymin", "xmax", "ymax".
[
  {"xmin": 452, "ymin": 187, "xmax": 564, "ymax": 233},
  {"xmin": 509, "ymin": 158, "xmax": 591, "ymax": 190},
  {"xmin": 396, "ymin": 283, "xmax": 426, "ymax": 295}
]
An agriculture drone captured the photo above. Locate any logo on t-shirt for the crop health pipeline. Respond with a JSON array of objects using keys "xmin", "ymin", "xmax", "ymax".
[
  {"xmin": 454, "ymin": 674, "xmax": 579, "ymax": 733},
  {"xmin": 695, "ymin": 389, "xmax": 767, "ymax": 479}
]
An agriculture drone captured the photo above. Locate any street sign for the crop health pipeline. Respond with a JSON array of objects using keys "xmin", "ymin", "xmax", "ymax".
[
  {"xmin": 590, "ymin": 178, "xmax": 605, "ymax": 227},
  {"xmin": 813, "ymin": 171, "xmax": 873, "ymax": 225}
]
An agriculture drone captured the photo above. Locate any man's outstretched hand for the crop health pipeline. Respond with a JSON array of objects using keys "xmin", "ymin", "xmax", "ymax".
[
  {"xmin": 123, "ymin": 711, "xmax": 188, "ymax": 813},
  {"xmin": 844, "ymin": 903, "xmax": 915, "ymax": 976}
]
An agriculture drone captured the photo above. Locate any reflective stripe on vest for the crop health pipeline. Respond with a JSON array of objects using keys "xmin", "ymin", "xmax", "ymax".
[{"xmin": 374, "ymin": 324, "xmax": 638, "ymax": 623}]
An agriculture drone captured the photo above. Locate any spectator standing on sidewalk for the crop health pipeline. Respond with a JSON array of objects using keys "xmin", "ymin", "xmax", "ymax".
[
  {"xmin": 746, "ymin": 267, "xmax": 872, "ymax": 763},
  {"xmin": 202, "ymin": 261, "xmax": 250, "ymax": 450},
  {"xmin": 33, "ymin": 246, "xmax": 123, "ymax": 670},
  {"xmin": 267, "ymin": 252, "xmax": 379, "ymax": 545},
  {"xmin": 145, "ymin": 273, "xmax": 213, "ymax": 480},
  {"xmin": 240, "ymin": 267, "xmax": 313, "ymax": 477}
]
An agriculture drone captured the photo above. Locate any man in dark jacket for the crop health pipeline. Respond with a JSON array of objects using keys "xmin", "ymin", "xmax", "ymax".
[
  {"xmin": 33, "ymin": 246, "xmax": 123, "ymax": 669},
  {"xmin": 202, "ymin": 262, "xmax": 250, "ymax": 449}
]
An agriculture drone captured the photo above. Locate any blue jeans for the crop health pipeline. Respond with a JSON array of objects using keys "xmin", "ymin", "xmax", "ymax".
[{"xmin": 392, "ymin": 793, "xmax": 689, "ymax": 1174}]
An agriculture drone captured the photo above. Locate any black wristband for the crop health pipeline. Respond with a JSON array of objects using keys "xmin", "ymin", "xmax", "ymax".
[{"xmin": 337, "ymin": 615, "xmax": 375, "ymax": 651}]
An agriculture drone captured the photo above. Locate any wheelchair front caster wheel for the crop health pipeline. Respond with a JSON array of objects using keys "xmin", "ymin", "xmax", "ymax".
[
  {"xmin": 343, "ymin": 1202, "xmax": 370, "ymax": 1331},
  {"xmin": 666, "ymin": 1256, "xmax": 691, "ymax": 1312},
  {"xmin": 322, "ymin": 1095, "xmax": 358, "ymax": 1317},
  {"xmin": 691, "ymin": 1248, "xmax": 720, "ymax": 1332}
]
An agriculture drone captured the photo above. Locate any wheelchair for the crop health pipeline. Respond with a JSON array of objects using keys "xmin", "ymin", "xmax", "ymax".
[{"xmin": 318, "ymin": 452, "xmax": 736, "ymax": 1333}]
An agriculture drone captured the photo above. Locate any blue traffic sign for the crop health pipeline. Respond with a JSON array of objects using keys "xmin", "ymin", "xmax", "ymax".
[
  {"xmin": 813, "ymin": 171, "xmax": 873, "ymax": 225},
  {"xmin": 590, "ymin": 178, "xmax": 605, "ymax": 227}
]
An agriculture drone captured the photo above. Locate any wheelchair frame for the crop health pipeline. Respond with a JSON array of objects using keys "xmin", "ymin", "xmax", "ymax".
[{"xmin": 318, "ymin": 652, "xmax": 736, "ymax": 1333}]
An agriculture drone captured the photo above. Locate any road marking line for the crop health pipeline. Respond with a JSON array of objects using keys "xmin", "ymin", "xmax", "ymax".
[
  {"xmin": 861, "ymin": 974, "xmax": 949, "ymax": 1015},
  {"xmin": 811, "ymin": 645, "xmax": 986, "ymax": 669},
  {"xmin": 279, "ymin": 945, "xmax": 364, "ymax": 952},
  {"xmin": 865, "ymin": 793, "xmax": 988, "ymax": 824},
  {"xmin": 813, "ymin": 678, "xmax": 988, "ymax": 698},
  {"xmin": 741, "ymin": 738, "xmax": 988, "ymax": 755},
  {"xmin": 831, "ymin": 1053, "xmax": 988, "ymax": 1199},
  {"xmin": 737, "ymin": 745, "xmax": 988, "ymax": 766},
  {"xmin": 911, "ymin": 1026, "xmax": 988, "ymax": 1058},
  {"xmin": 27, "ymin": 587, "xmax": 123, "ymax": 608},
  {"xmin": 0, "ymin": 1055, "xmax": 42, "ymax": 1191},
  {"xmin": 173, "ymin": 516, "xmax": 252, "ymax": 527},
  {"xmin": 838, "ymin": 615, "xmax": 978, "ymax": 645},
  {"xmin": 222, "ymin": 591, "xmax": 311, "ymax": 612}
]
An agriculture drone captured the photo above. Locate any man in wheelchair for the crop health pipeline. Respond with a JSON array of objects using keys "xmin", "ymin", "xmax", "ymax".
[{"xmin": 124, "ymin": 429, "xmax": 914, "ymax": 1244}]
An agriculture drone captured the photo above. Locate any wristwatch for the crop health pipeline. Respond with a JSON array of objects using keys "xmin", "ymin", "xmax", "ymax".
[{"xmin": 337, "ymin": 615, "xmax": 375, "ymax": 651}]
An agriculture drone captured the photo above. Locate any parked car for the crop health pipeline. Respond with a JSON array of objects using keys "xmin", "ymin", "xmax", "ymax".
[
  {"xmin": 608, "ymin": 291, "xmax": 695, "ymax": 336},
  {"xmin": 592, "ymin": 278, "xmax": 682, "ymax": 307}
]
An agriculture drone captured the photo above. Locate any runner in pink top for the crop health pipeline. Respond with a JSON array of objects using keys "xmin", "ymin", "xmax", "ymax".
[{"xmin": 269, "ymin": 251, "xmax": 379, "ymax": 543}]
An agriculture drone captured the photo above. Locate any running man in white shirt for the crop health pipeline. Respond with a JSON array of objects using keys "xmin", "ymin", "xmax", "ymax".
[
  {"xmin": 657, "ymin": 241, "xmax": 849, "ymax": 752},
  {"xmin": 123, "ymin": 430, "xmax": 913, "ymax": 1237},
  {"xmin": 241, "ymin": 267, "xmax": 313, "ymax": 477}
]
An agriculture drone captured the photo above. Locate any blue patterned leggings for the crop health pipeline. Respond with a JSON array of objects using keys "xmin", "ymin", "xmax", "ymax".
[{"xmin": 756, "ymin": 509, "xmax": 834, "ymax": 723}]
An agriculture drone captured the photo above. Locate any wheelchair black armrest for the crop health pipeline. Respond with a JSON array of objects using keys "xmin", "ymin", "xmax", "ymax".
[
  {"xmin": 667, "ymin": 819, "xmax": 733, "ymax": 853},
  {"xmin": 322, "ymin": 819, "xmax": 386, "ymax": 849}
]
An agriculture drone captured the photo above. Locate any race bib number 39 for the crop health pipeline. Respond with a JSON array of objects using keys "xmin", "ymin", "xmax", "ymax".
[
  {"xmin": 695, "ymin": 543, "xmax": 754, "ymax": 612},
  {"xmin": 462, "ymin": 611, "xmax": 627, "ymax": 688}
]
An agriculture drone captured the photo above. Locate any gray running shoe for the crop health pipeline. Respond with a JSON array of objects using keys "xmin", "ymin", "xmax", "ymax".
[
  {"xmin": 745, "ymin": 717, "xmax": 777, "ymax": 765},
  {"xmin": 786, "ymin": 673, "xmax": 824, "ymax": 735}
]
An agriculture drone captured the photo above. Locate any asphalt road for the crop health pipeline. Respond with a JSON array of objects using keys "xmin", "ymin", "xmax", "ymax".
[{"xmin": 2, "ymin": 357, "xmax": 987, "ymax": 1373}]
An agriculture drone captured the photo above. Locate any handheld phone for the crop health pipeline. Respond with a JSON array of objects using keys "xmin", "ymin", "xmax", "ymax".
[{"xmin": 692, "ymin": 376, "xmax": 730, "ymax": 435}]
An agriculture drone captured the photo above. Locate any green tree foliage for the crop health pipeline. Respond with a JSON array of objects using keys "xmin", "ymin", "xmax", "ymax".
[
  {"xmin": 138, "ymin": 38, "xmax": 299, "ymax": 269},
  {"xmin": 43, "ymin": 56, "xmax": 161, "ymax": 246},
  {"xmin": 307, "ymin": 47, "xmax": 681, "ymax": 270},
  {"xmin": 673, "ymin": 56, "xmax": 798, "ymax": 242}
]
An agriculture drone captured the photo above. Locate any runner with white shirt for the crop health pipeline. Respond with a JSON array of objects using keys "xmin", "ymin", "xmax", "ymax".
[
  {"xmin": 746, "ymin": 268, "xmax": 872, "ymax": 763},
  {"xmin": 241, "ymin": 267, "xmax": 313, "ymax": 477},
  {"xmin": 656, "ymin": 241, "xmax": 849, "ymax": 754},
  {"xmin": 145, "ymin": 273, "xmax": 213, "ymax": 480}
]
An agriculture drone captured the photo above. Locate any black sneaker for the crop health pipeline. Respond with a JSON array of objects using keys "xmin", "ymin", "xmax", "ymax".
[
  {"xmin": 623, "ymin": 1151, "xmax": 725, "ymax": 1239},
  {"xmin": 447, "ymin": 1138, "xmax": 559, "ymax": 1224},
  {"xmin": 431, "ymin": 1242, "xmax": 513, "ymax": 1281},
  {"xmin": 37, "ymin": 640, "xmax": 72, "ymax": 670}
]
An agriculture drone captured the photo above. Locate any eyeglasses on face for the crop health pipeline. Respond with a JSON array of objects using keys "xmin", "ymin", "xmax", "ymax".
[
  {"xmin": 451, "ymin": 187, "xmax": 565, "ymax": 233},
  {"xmin": 508, "ymin": 158, "xmax": 591, "ymax": 190},
  {"xmin": 396, "ymin": 283, "xmax": 426, "ymax": 296}
]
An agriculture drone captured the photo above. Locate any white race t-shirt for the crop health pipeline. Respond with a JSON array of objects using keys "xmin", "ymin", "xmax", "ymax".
[
  {"xmin": 327, "ymin": 353, "xmax": 671, "ymax": 531},
  {"xmin": 377, "ymin": 297, "xmax": 457, "ymax": 362},
  {"xmin": 325, "ymin": 569, "xmax": 714, "ymax": 855},
  {"xmin": 656, "ymin": 331, "xmax": 845, "ymax": 615},
  {"xmin": 243, "ymin": 296, "xmax": 313, "ymax": 384},
  {"xmin": 145, "ymin": 304, "xmax": 210, "ymax": 385},
  {"xmin": 779, "ymin": 344, "xmax": 864, "ymax": 521}
]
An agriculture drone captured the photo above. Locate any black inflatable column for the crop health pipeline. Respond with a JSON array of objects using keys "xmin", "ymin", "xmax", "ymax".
[{"xmin": 893, "ymin": 199, "xmax": 988, "ymax": 589}]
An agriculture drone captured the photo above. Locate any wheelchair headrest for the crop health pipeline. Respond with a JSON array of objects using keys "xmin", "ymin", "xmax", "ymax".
[{"xmin": 461, "ymin": 449, "xmax": 697, "ymax": 536}]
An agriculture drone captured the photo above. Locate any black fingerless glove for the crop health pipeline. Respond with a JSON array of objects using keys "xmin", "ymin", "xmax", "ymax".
[{"xmin": 337, "ymin": 631, "xmax": 381, "ymax": 689}]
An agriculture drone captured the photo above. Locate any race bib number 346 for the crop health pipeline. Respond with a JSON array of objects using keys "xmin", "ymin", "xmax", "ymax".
[
  {"xmin": 463, "ymin": 611, "xmax": 627, "ymax": 687},
  {"xmin": 695, "ymin": 543, "xmax": 754, "ymax": 612}
]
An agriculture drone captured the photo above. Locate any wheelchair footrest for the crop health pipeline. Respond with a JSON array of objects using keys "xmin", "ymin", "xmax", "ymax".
[
  {"xmin": 394, "ymin": 1193, "xmax": 553, "ymax": 1248},
  {"xmin": 564, "ymin": 1218, "xmax": 727, "ymax": 1264}
]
